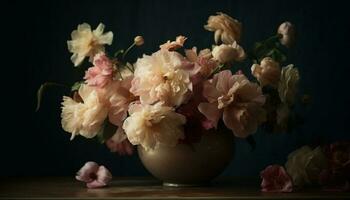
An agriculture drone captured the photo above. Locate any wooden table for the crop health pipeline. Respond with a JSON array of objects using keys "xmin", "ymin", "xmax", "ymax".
[{"xmin": 0, "ymin": 177, "xmax": 349, "ymax": 199}]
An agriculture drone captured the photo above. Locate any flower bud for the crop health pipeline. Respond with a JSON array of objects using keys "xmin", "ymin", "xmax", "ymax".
[
  {"xmin": 134, "ymin": 36, "xmax": 144, "ymax": 46},
  {"xmin": 277, "ymin": 22, "xmax": 295, "ymax": 48}
]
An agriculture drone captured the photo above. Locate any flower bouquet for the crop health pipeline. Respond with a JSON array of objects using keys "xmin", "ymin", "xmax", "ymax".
[{"xmin": 37, "ymin": 12, "xmax": 302, "ymax": 186}]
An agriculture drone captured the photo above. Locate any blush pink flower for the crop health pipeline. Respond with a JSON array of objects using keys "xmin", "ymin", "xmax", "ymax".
[
  {"xmin": 76, "ymin": 161, "xmax": 112, "ymax": 189},
  {"xmin": 84, "ymin": 53, "xmax": 114, "ymax": 88},
  {"xmin": 97, "ymin": 77, "xmax": 136, "ymax": 126},
  {"xmin": 260, "ymin": 165, "xmax": 293, "ymax": 192},
  {"xmin": 184, "ymin": 47, "xmax": 218, "ymax": 84},
  {"xmin": 105, "ymin": 128, "xmax": 134, "ymax": 156},
  {"xmin": 198, "ymin": 70, "xmax": 266, "ymax": 138},
  {"xmin": 160, "ymin": 35, "xmax": 187, "ymax": 51}
]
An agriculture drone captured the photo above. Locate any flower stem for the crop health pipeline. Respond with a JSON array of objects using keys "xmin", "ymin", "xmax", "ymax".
[{"xmin": 122, "ymin": 43, "xmax": 136, "ymax": 59}]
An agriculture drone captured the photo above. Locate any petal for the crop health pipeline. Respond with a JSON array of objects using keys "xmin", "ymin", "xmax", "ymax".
[
  {"xmin": 185, "ymin": 47, "xmax": 198, "ymax": 62},
  {"xmin": 86, "ymin": 180, "xmax": 107, "ymax": 189},
  {"xmin": 71, "ymin": 53, "xmax": 85, "ymax": 67},
  {"xmin": 215, "ymin": 70, "xmax": 233, "ymax": 94},
  {"xmin": 198, "ymin": 102, "xmax": 222, "ymax": 128},
  {"xmin": 202, "ymin": 81, "xmax": 221, "ymax": 103},
  {"xmin": 78, "ymin": 23, "xmax": 91, "ymax": 32},
  {"xmin": 98, "ymin": 32, "xmax": 113, "ymax": 45},
  {"xmin": 75, "ymin": 161, "xmax": 99, "ymax": 183},
  {"xmin": 214, "ymin": 30, "xmax": 222, "ymax": 44},
  {"xmin": 111, "ymin": 128, "xmax": 127, "ymax": 143},
  {"xmin": 96, "ymin": 165, "xmax": 112, "ymax": 184},
  {"xmin": 93, "ymin": 23, "xmax": 105, "ymax": 36}
]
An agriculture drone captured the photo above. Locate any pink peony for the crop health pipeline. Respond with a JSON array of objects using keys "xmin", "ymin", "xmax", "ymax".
[
  {"xmin": 184, "ymin": 47, "xmax": 218, "ymax": 85},
  {"xmin": 260, "ymin": 165, "xmax": 293, "ymax": 192},
  {"xmin": 105, "ymin": 128, "xmax": 134, "ymax": 156},
  {"xmin": 84, "ymin": 53, "xmax": 114, "ymax": 88},
  {"xmin": 198, "ymin": 70, "xmax": 266, "ymax": 138},
  {"xmin": 76, "ymin": 161, "xmax": 112, "ymax": 189},
  {"xmin": 97, "ymin": 77, "xmax": 136, "ymax": 126}
]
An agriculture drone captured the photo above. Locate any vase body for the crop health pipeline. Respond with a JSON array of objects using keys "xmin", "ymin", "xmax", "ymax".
[{"xmin": 137, "ymin": 130, "xmax": 234, "ymax": 186}]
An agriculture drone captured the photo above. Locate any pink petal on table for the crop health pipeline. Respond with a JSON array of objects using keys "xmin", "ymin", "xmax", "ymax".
[{"xmin": 75, "ymin": 161, "xmax": 99, "ymax": 183}]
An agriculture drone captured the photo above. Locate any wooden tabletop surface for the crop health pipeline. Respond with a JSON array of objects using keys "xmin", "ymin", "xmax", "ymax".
[{"xmin": 0, "ymin": 177, "xmax": 349, "ymax": 200}]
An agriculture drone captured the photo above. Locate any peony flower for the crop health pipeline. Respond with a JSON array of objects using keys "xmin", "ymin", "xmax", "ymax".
[
  {"xmin": 105, "ymin": 128, "xmax": 134, "ymax": 156},
  {"xmin": 285, "ymin": 146, "xmax": 328, "ymax": 187},
  {"xmin": 134, "ymin": 36, "xmax": 144, "ymax": 46},
  {"xmin": 84, "ymin": 53, "xmax": 114, "ymax": 88},
  {"xmin": 212, "ymin": 42, "xmax": 245, "ymax": 64},
  {"xmin": 130, "ymin": 50, "xmax": 192, "ymax": 107},
  {"xmin": 122, "ymin": 103, "xmax": 186, "ymax": 150},
  {"xmin": 61, "ymin": 84, "xmax": 108, "ymax": 140},
  {"xmin": 184, "ymin": 47, "xmax": 218, "ymax": 84},
  {"xmin": 278, "ymin": 65, "xmax": 300, "ymax": 105},
  {"xmin": 76, "ymin": 161, "xmax": 112, "ymax": 189},
  {"xmin": 159, "ymin": 35, "xmax": 187, "ymax": 51},
  {"xmin": 277, "ymin": 21, "xmax": 295, "ymax": 48},
  {"xmin": 320, "ymin": 141, "xmax": 350, "ymax": 189},
  {"xmin": 99, "ymin": 77, "xmax": 136, "ymax": 126},
  {"xmin": 204, "ymin": 12, "xmax": 242, "ymax": 44},
  {"xmin": 251, "ymin": 57, "xmax": 281, "ymax": 87},
  {"xmin": 198, "ymin": 70, "xmax": 266, "ymax": 138},
  {"xmin": 67, "ymin": 23, "xmax": 113, "ymax": 66},
  {"xmin": 260, "ymin": 165, "xmax": 293, "ymax": 192}
]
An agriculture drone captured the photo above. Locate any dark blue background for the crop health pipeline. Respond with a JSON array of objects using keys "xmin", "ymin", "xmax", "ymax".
[{"xmin": 2, "ymin": 0, "xmax": 349, "ymax": 177}]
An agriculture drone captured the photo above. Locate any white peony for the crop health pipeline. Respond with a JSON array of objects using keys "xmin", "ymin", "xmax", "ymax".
[
  {"xmin": 278, "ymin": 64, "xmax": 300, "ymax": 105},
  {"xmin": 212, "ymin": 42, "xmax": 245, "ymax": 64},
  {"xmin": 285, "ymin": 146, "xmax": 328, "ymax": 187},
  {"xmin": 61, "ymin": 84, "xmax": 108, "ymax": 139},
  {"xmin": 67, "ymin": 23, "xmax": 113, "ymax": 66},
  {"xmin": 122, "ymin": 103, "xmax": 186, "ymax": 150},
  {"xmin": 130, "ymin": 50, "xmax": 192, "ymax": 107}
]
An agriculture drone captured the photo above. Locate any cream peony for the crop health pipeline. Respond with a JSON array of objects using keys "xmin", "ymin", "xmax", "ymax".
[
  {"xmin": 67, "ymin": 23, "xmax": 113, "ymax": 66},
  {"xmin": 212, "ymin": 42, "xmax": 245, "ymax": 64},
  {"xmin": 277, "ymin": 22, "xmax": 295, "ymax": 48},
  {"xmin": 251, "ymin": 57, "xmax": 281, "ymax": 87},
  {"xmin": 61, "ymin": 84, "xmax": 108, "ymax": 139},
  {"xmin": 122, "ymin": 103, "xmax": 186, "ymax": 150},
  {"xmin": 130, "ymin": 50, "xmax": 192, "ymax": 107},
  {"xmin": 285, "ymin": 146, "xmax": 328, "ymax": 187},
  {"xmin": 204, "ymin": 12, "xmax": 242, "ymax": 44},
  {"xmin": 198, "ymin": 70, "xmax": 266, "ymax": 138},
  {"xmin": 278, "ymin": 65, "xmax": 299, "ymax": 105}
]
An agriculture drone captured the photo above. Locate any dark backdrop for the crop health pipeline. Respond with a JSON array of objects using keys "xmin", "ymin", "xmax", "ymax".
[{"xmin": 2, "ymin": 0, "xmax": 350, "ymax": 177}]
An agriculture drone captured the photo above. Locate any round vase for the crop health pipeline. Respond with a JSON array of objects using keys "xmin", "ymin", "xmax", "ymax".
[{"xmin": 137, "ymin": 130, "xmax": 234, "ymax": 187}]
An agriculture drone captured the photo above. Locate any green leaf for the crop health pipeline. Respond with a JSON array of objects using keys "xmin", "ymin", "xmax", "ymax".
[
  {"xmin": 35, "ymin": 82, "xmax": 66, "ymax": 112},
  {"xmin": 71, "ymin": 81, "xmax": 84, "ymax": 92}
]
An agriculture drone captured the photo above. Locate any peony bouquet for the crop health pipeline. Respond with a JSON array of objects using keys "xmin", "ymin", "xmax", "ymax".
[
  {"xmin": 38, "ymin": 12, "xmax": 301, "ymax": 162},
  {"xmin": 38, "ymin": 13, "xmax": 299, "ymax": 154}
]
